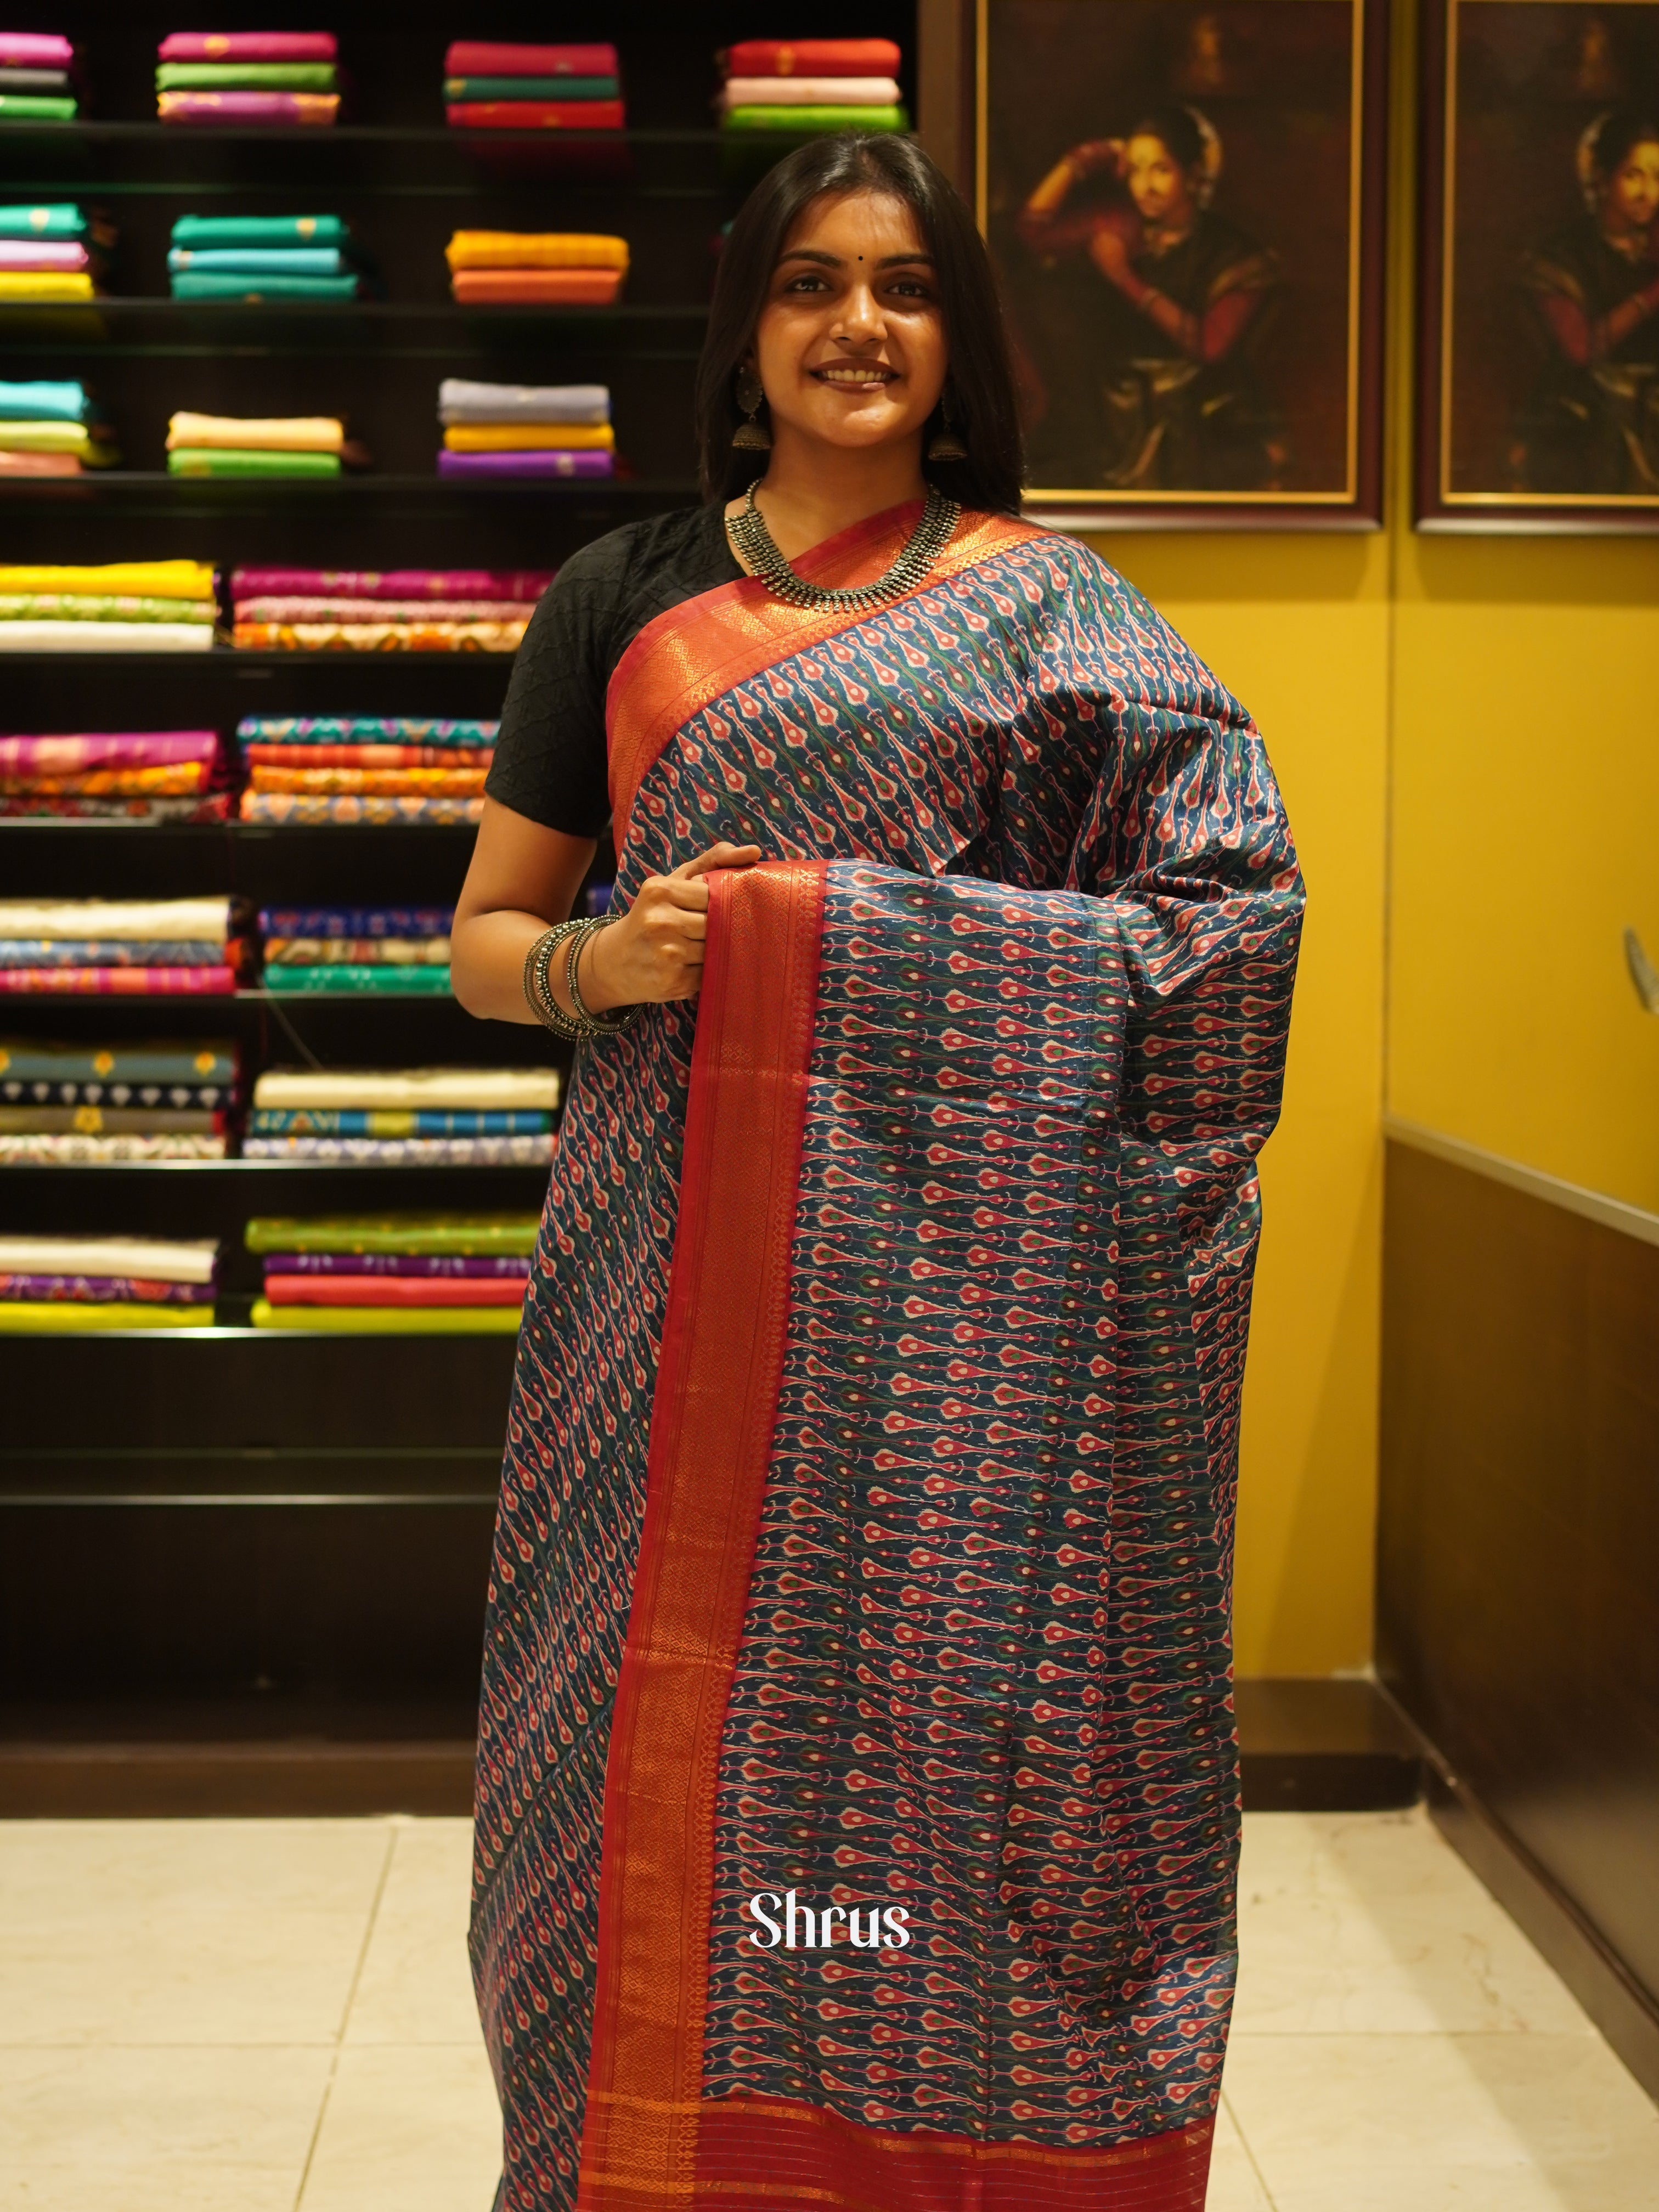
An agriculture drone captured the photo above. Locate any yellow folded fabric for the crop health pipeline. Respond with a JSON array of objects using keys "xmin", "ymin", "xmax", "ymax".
[
  {"xmin": 252, "ymin": 1297, "xmax": 520, "ymax": 1333},
  {"xmin": 0, "ymin": 1302, "xmax": 212, "ymax": 1332},
  {"xmin": 0, "ymin": 273, "xmax": 95, "ymax": 301},
  {"xmin": 166, "ymin": 412, "xmax": 345, "ymax": 454},
  {"xmin": 0, "ymin": 422, "xmax": 101, "ymax": 457},
  {"xmin": 0, "ymin": 562, "xmax": 216, "ymax": 601},
  {"xmin": 442, "ymin": 422, "xmax": 616, "ymax": 453},
  {"xmin": 445, "ymin": 230, "xmax": 630, "ymax": 272}
]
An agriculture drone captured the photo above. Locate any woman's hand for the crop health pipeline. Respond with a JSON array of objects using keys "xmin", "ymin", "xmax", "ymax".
[{"xmin": 580, "ymin": 840, "xmax": 761, "ymax": 1009}]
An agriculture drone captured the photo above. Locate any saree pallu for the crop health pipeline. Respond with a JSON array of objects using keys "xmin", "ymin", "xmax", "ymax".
[{"xmin": 471, "ymin": 507, "xmax": 1302, "ymax": 2212}]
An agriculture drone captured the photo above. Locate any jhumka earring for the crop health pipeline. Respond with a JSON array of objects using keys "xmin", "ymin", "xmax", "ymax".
[
  {"xmin": 926, "ymin": 387, "xmax": 968, "ymax": 462},
  {"xmin": 731, "ymin": 364, "xmax": 771, "ymax": 450}
]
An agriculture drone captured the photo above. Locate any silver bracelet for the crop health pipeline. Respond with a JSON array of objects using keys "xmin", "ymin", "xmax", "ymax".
[
  {"xmin": 522, "ymin": 918, "xmax": 642, "ymax": 1041},
  {"xmin": 566, "ymin": 917, "xmax": 644, "ymax": 1034}
]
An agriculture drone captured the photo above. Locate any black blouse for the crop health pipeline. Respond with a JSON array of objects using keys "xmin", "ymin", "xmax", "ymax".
[{"xmin": 484, "ymin": 503, "xmax": 743, "ymax": 838}]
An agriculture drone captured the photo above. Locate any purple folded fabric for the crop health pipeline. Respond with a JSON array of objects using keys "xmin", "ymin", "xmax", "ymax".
[
  {"xmin": 0, "ymin": 1274, "xmax": 214, "ymax": 1305},
  {"xmin": 260, "ymin": 1251, "xmax": 532, "ymax": 1277},
  {"xmin": 159, "ymin": 30, "xmax": 337, "ymax": 61},
  {"xmin": 160, "ymin": 91, "xmax": 337, "ymax": 123},
  {"xmin": 0, "ymin": 731, "xmax": 218, "ymax": 776},
  {"xmin": 437, "ymin": 448, "xmax": 615, "ymax": 480},
  {"xmin": 0, "ymin": 33, "xmax": 72, "ymax": 66},
  {"xmin": 230, "ymin": 567, "xmax": 552, "ymax": 601}
]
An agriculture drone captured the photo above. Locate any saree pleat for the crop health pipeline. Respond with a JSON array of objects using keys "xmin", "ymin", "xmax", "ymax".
[{"xmin": 471, "ymin": 512, "xmax": 1301, "ymax": 2212}]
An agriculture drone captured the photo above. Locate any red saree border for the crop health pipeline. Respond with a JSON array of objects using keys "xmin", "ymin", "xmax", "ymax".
[
  {"xmin": 693, "ymin": 2098, "xmax": 1216, "ymax": 2212},
  {"xmin": 605, "ymin": 503, "xmax": 1040, "ymax": 853},
  {"xmin": 577, "ymin": 860, "xmax": 828, "ymax": 2211}
]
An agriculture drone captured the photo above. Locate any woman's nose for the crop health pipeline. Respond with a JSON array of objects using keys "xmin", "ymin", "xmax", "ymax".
[{"xmin": 834, "ymin": 283, "xmax": 885, "ymax": 339}]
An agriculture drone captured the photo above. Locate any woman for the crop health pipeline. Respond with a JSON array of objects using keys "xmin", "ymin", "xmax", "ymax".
[
  {"xmin": 1017, "ymin": 106, "xmax": 1281, "ymax": 489},
  {"xmin": 1516, "ymin": 109, "xmax": 1659, "ymax": 494},
  {"xmin": 452, "ymin": 129, "xmax": 1301, "ymax": 2212}
]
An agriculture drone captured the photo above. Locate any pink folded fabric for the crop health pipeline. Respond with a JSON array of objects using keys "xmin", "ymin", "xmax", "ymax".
[
  {"xmin": 0, "ymin": 242, "xmax": 89, "ymax": 273},
  {"xmin": 0, "ymin": 966, "xmax": 236, "ymax": 996},
  {"xmin": 158, "ymin": 31, "xmax": 337, "ymax": 61},
  {"xmin": 0, "ymin": 32, "xmax": 72, "ymax": 66},
  {"xmin": 230, "ymin": 567, "xmax": 554, "ymax": 601},
  {"xmin": 0, "ymin": 731, "xmax": 218, "ymax": 777},
  {"xmin": 159, "ymin": 91, "xmax": 340, "ymax": 125}
]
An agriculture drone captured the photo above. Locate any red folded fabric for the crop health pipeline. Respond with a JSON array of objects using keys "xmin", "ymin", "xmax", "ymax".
[
  {"xmin": 450, "ymin": 268, "xmax": 623, "ymax": 304},
  {"xmin": 231, "ymin": 567, "xmax": 552, "ymax": 601},
  {"xmin": 263, "ymin": 1274, "xmax": 527, "ymax": 1307},
  {"xmin": 444, "ymin": 41, "xmax": 617, "ymax": 76},
  {"xmin": 0, "ymin": 966, "xmax": 236, "ymax": 996},
  {"xmin": 724, "ymin": 38, "xmax": 902, "ymax": 77},
  {"xmin": 447, "ymin": 100, "xmax": 624, "ymax": 131},
  {"xmin": 158, "ymin": 31, "xmax": 337, "ymax": 61},
  {"xmin": 243, "ymin": 743, "xmax": 492, "ymax": 769}
]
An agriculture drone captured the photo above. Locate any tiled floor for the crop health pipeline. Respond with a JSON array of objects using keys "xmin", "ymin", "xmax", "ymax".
[{"xmin": 2, "ymin": 1807, "xmax": 1655, "ymax": 2209}]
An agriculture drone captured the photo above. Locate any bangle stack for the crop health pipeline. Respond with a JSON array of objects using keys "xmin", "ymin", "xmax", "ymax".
[{"xmin": 522, "ymin": 918, "xmax": 643, "ymax": 1042}]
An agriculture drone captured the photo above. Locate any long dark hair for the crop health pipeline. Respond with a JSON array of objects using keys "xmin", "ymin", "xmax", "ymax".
[{"xmin": 693, "ymin": 132, "xmax": 1024, "ymax": 512}]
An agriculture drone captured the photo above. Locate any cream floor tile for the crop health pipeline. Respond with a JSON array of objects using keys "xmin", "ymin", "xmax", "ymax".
[
  {"xmin": 1206, "ymin": 2095, "xmax": 1274, "ymax": 2211},
  {"xmin": 1223, "ymin": 2032, "xmax": 1659, "ymax": 2212},
  {"xmin": 0, "ymin": 2044, "xmax": 332, "ymax": 2212},
  {"xmin": 296, "ymin": 2042, "xmax": 501, "ymax": 2212},
  {"xmin": 344, "ymin": 1817, "xmax": 482, "ymax": 2046},
  {"xmin": 1233, "ymin": 1809, "xmax": 1591, "ymax": 2036},
  {"xmin": 0, "ymin": 1818, "xmax": 392, "ymax": 2047}
]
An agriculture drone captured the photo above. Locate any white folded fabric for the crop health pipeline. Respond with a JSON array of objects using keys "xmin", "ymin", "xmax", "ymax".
[
  {"xmin": 0, "ymin": 896, "xmax": 231, "ymax": 942},
  {"xmin": 253, "ymin": 1065, "xmax": 561, "ymax": 1111},
  {"xmin": 0, "ymin": 1234, "xmax": 219, "ymax": 1283},
  {"xmin": 719, "ymin": 76, "xmax": 901, "ymax": 106},
  {"xmin": 438, "ymin": 379, "xmax": 610, "ymax": 427},
  {"xmin": 0, "ymin": 622, "xmax": 216, "ymax": 652}
]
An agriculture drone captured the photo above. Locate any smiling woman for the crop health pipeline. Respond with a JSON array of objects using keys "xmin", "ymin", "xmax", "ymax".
[{"xmin": 452, "ymin": 130, "xmax": 1304, "ymax": 2212}]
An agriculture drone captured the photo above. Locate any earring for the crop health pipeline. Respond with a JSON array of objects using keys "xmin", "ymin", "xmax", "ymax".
[
  {"xmin": 927, "ymin": 387, "xmax": 968, "ymax": 462},
  {"xmin": 731, "ymin": 364, "xmax": 771, "ymax": 451}
]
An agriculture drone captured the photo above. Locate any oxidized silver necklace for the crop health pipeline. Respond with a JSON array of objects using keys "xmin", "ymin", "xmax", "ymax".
[{"xmin": 726, "ymin": 481, "xmax": 961, "ymax": 613}]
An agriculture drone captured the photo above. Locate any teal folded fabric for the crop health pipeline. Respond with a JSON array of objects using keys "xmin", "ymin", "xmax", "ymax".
[
  {"xmin": 0, "ymin": 379, "xmax": 87, "ymax": 422},
  {"xmin": 169, "ymin": 247, "xmax": 345, "ymax": 275},
  {"xmin": 170, "ymin": 271, "xmax": 358, "ymax": 300},
  {"xmin": 168, "ymin": 447, "xmax": 342, "ymax": 477},
  {"xmin": 263, "ymin": 965, "xmax": 453, "ymax": 994},
  {"xmin": 0, "ymin": 203, "xmax": 85, "ymax": 239},
  {"xmin": 442, "ymin": 75, "xmax": 619, "ymax": 100},
  {"xmin": 172, "ymin": 213, "xmax": 347, "ymax": 249},
  {"xmin": 0, "ymin": 95, "xmax": 77, "ymax": 120},
  {"xmin": 156, "ymin": 61, "xmax": 337, "ymax": 92}
]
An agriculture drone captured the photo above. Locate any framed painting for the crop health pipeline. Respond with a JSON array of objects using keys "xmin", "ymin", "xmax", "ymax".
[
  {"xmin": 1419, "ymin": 0, "xmax": 1659, "ymax": 528},
  {"xmin": 973, "ymin": 0, "xmax": 1389, "ymax": 527}
]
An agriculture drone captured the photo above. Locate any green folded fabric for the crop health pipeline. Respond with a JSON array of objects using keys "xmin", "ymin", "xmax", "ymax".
[
  {"xmin": 0, "ymin": 1302, "xmax": 211, "ymax": 1332},
  {"xmin": 252, "ymin": 1297, "xmax": 520, "ymax": 1333},
  {"xmin": 246, "ymin": 1212, "xmax": 540, "ymax": 1256},
  {"xmin": 443, "ymin": 75, "xmax": 619, "ymax": 100},
  {"xmin": 172, "ymin": 213, "xmax": 348, "ymax": 249},
  {"xmin": 0, "ymin": 594, "xmax": 213, "ymax": 622},
  {"xmin": 156, "ymin": 62, "xmax": 338, "ymax": 92},
  {"xmin": 263, "ymin": 966, "xmax": 453, "ymax": 994},
  {"xmin": 168, "ymin": 447, "xmax": 342, "ymax": 477},
  {"xmin": 721, "ymin": 104, "xmax": 909, "ymax": 133},
  {"xmin": 0, "ymin": 95, "xmax": 77, "ymax": 120},
  {"xmin": 170, "ymin": 272, "xmax": 359, "ymax": 301},
  {"xmin": 0, "ymin": 204, "xmax": 86, "ymax": 239},
  {"xmin": 0, "ymin": 420, "xmax": 101, "ymax": 455}
]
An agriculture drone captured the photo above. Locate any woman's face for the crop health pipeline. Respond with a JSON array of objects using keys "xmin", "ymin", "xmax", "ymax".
[
  {"xmin": 1600, "ymin": 139, "xmax": 1659, "ymax": 234},
  {"xmin": 749, "ymin": 190, "xmax": 948, "ymax": 457},
  {"xmin": 1125, "ymin": 133, "xmax": 1195, "ymax": 227}
]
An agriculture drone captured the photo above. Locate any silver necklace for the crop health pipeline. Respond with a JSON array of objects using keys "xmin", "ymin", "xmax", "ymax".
[{"xmin": 726, "ymin": 481, "xmax": 961, "ymax": 613}]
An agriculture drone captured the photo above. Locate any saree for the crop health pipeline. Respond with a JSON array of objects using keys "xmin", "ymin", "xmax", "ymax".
[{"xmin": 471, "ymin": 503, "xmax": 1302, "ymax": 2212}]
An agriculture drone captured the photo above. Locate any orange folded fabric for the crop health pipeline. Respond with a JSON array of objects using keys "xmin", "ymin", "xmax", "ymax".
[
  {"xmin": 445, "ymin": 231, "xmax": 629, "ymax": 271},
  {"xmin": 450, "ymin": 268, "xmax": 624, "ymax": 304}
]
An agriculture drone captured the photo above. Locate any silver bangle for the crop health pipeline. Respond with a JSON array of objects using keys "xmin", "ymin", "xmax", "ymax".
[
  {"xmin": 566, "ymin": 917, "xmax": 644, "ymax": 1034},
  {"xmin": 522, "ymin": 918, "xmax": 642, "ymax": 1041}
]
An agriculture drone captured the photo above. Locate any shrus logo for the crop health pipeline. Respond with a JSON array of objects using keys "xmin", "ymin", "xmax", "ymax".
[{"xmin": 746, "ymin": 1890, "xmax": 911, "ymax": 1950}]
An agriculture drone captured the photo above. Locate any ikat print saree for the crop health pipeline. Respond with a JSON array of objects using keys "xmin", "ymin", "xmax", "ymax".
[{"xmin": 472, "ymin": 504, "xmax": 1303, "ymax": 2212}]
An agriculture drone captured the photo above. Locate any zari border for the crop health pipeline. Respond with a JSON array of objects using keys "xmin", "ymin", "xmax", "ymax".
[
  {"xmin": 605, "ymin": 501, "xmax": 1039, "ymax": 853},
  {"xmin": 576, "ymin": 860, "xmax": 828, "ymax": 2211}
]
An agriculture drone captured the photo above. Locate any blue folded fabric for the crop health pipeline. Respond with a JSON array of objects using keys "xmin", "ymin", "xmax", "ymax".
[
  {"xmin": 0, "ymin": 378, "xmax": 87, "ymax": 423},
  {"xmin": 168, "ymin": 246, "xmax": 346, "ymax": 275}
]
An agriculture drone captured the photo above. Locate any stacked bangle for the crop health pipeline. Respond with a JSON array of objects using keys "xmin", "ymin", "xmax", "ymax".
[{"xmin": 522, "ymin": 917, "xmax": 643, "ymax": 1041}]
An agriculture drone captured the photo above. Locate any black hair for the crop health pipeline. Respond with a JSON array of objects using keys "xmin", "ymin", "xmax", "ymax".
[
  {"xmin": 1587, "ymin": 109, "xmax": 1659, "ymax": 181},
  {"xmin": 693, "ymin": 131, "xmax": 1024, "ymax": 512},
  {"xmin": 1130, "ymin": 105, "xmax": 1207, "ymax": 174}
]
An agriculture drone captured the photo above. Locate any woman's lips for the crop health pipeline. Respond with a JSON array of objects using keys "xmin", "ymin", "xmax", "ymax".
[{"xmin": 811, "ymin": 364, "xmax": 897, "ymax": 387}]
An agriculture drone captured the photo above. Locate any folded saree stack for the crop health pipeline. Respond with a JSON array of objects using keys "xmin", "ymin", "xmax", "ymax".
[
  {"xmin": 0, "ymin": 899, "xmax": 244, "ymax": 1003},
  {"xmin": 248, "ymin": 1210, "xmax": 538, "ymax": 1332},
  {"xmin": 246, "ymin": 1065, "xmax": 558, "ymax": 1163},
  {"xmin": 257, "ymin": 904, "xmax": 455, "ymax": 993},
  {"xmin": 0, "ymin": 381, "xmax": 116, "ymax": 475},
  {"xmin": 443, "ymin": 41, "xmax": 623, "ymax": 132},
  {"xmin": 445, "ymin": 230, "xmax": 628, "ymax": 307},
  {"xmin": 0, "ymin": 204, "xmax": 109, "ymax": 302},
  {"xmin": 0, "ymin": 32, "xmax": 78, "ymax": 122},
  {"xmin": 0, "ymin": 561, "xmax": 217, "ymax": 652},
  {"xmin": 0, "ymin": 730, "xmax": 229, "ymax": 821},
  {"xmin": 156, "ymin": 31, "xmax": 341, "ymax": 126},
  {"xmin": 0, "ymin": 1036, "xmax": 238, "ymax": 1161},
  {"xmin": 167, "ymin": 411, "xmax": 355, "ymax": 479},
  {"xmin": 231, "ymin": 568, "xmax": 545, "ymax": 654},
  {"xmin": 169, "ymin": 212, "xmax": 363, "ymax": 301},
  {"xmin": 438, "ymin": 379, "xmax": 613, "ymax": 481},
  {"xmin": 0, "ymin": 1234, "xmax": 218, "ymax": 1328},
  {"xmin": 718, "ymin": 37, "xmax": 907, "ymax": 144},
  {"xmin": 236, "ymin": 713, "xmax": 498, "ymax": 822}
]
